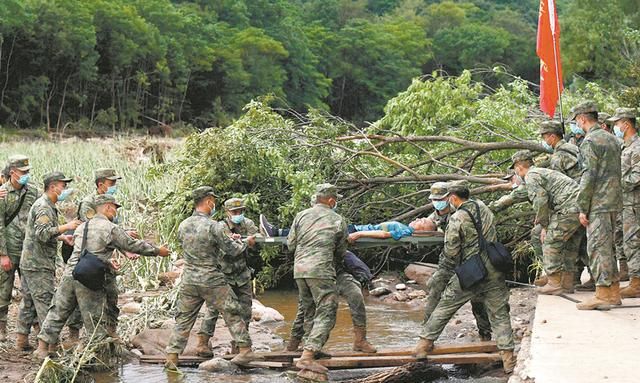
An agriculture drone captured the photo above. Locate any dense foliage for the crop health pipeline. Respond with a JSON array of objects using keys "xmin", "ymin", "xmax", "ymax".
[{"xmin": 1, "ymin": 0, "xmax": 636, "ymax": 132}]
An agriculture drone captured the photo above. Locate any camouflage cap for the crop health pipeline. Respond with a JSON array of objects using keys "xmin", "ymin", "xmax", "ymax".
[
  {"xmin": 429, "ymin": 182, "xmax": 450, "ymax": 200},
  {"xmin": 606, "ymin": 107, "xmax": 637, "ymax": 123},
  {"xmin": 43, "ymin": 171, "xmax": 72, "ymax": 188},
  {"xmin": 598, "ymin": 112, "xmax": 611, "ymax": 125},
  {"xmin": 95, "ymin": 168, "xmax": 122, "ymax": 181},
  {"xmin": 191, "ymin": 186, "xmax": 218, "ymax": 203},
  {"xmin": 315, "ymin": 183, "xmax": 343, "ymax": 198},
  {"xmin": 447, "ymin": 180, "xmax": 470, "ymax": 195},
  {"xmin": 569, "ymin": 101, "xmax": 598, "ymax": 121},
  {"xmin": 7, "ymin": 155, "xmax": 31, "ymax": 172},
  {"xmin": 538, "ymin": 120, "xmax": 564, "ymax": 136},
  {"xmin": 224, "ymin": 197, "xmax": 245, "ymax": 211},
  {"xmin": 94, "ymin": 194, "xmax": 121, "ymax": 208},
  {"xmin": 509, "ymin": 150, "xmax": 535, "ymax": 168}
]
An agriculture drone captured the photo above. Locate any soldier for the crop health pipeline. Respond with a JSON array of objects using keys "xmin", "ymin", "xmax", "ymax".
[
  {"xmin": 16, "ymin": 172, "xmax": 82, "ymax": 348},
  {"xmin": 568, "ymin": 120, "xmax": 585, "ymax": 147},
  {"xmin": 198, "ymin": 197, "xmax": 259, "ymax": 357},
  {"xmin": 35, "ymin": 194, "xmax": 169, "ymax": 358},
  {"xmin": 511, "ymin": 151, "xmax": 584, "ymax": 295},
  {"xmin": 0, "ymin": 155, "xmax": 39, "ymax": 347},
  {"xmin": 287, "ymin": 250, "xmax": 377, "ymax": 354},
  {"xmin": 423, "ymin": 182, "xmax": 492, "ymax": 342},
  {"xmin": 571, "ymin": 101, "xmax": 623, "ymax": 310},
  {"xmin": 164, "ymin": 187, "xmax": 259, "ymax": 369},
  {"xmin": 288, "ymin": 183, "xmax": 348, "ymax": 378},
  {"xmin": 414, "ymin": 181, "xmax": 515, "ymax": 374},
  {"xmin": 608, "ymin": 108, "xmax": 640, "ymax": 298}
]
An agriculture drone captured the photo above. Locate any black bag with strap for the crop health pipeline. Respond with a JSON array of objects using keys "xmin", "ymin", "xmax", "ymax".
[
  {"xmin": 3, "ymin": 187, "xmax": 28, "ymax": 227},
  {"xmin": 72, "ymin": 220, "xmax": 108, "ymax": 291},
  {"xmin": 461, "ymin": 201, "xmax": 513, "ymax": 274}
]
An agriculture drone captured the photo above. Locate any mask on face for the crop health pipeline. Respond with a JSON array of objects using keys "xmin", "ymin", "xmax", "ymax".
[
  {"xmin": 570, "ymin": 122, "xmax": 585, "ymax": 136},
  {"xmin": 332, "ymin": 200, "xmax": 338, "ymax": 211},
  {"xmin": 542, "ymin": 141, "xmax": 553, "ymax": 152},
  {"xmin": 448, "ymin": 197, "xmax": 457, "ymax": 212},
  {"xmin": 210, "ymin": 204, "xmax": 216, "ymax": 217},
  {"xmin": 433, "ymin": 200, "xmax": 448, "ymax": 211},
  {"xmin": 58, "ymin": 188, "xmax": 72, "ymax": 202},
  {"xmin": 106, "ymin": 185, "xmax": 118, "ymax": 195},
  {"xmin": 614, "ymin": 125, "xmax": 625, "ymax": 139},
  {"xmin": 17, "ymin": 174, "xmax": 30, "ymax": 186},
  {"xmin": 231, "ymin": 214, "xmax": 244, "ymax": 224}
]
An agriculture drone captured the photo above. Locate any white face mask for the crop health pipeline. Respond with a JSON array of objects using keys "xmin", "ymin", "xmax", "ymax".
[{"xmin": 332, "ymin": 200, "xmax": 338, "ymax": 211}]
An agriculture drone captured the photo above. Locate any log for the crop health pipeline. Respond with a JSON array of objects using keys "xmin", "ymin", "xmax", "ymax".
[
  {"xmin": 294, "ymin": 353, "xmax": 502, "ymax": 369},
  {"xmin": 138, "ymin": 355, "xmax": 289, "ymax": 369},
  {"xmin": 348, "ymin": 361, "xmax": 448, "ymax": 383}
]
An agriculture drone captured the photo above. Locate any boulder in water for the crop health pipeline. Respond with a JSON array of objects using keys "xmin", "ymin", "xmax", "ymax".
[{"xmin": 199, "ymin": 357, "xmax": 240, "ymax": 373}]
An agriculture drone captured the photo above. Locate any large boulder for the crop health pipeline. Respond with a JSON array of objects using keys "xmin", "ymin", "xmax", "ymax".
[
  {"xmin": 199, "ymin": 357, "xmax": 240, "ymax": 373},
  {"xmin": 252, "ymin": 300, "xmax": 284, "ymax": 323},
  {"xmin": 404, "ymin": 264, "xmax": 435, "ymax": 285}
]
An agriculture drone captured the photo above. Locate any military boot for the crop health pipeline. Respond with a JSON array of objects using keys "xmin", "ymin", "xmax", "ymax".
[
  {"xmin": 231, "ymin": 347, "xmax": 262, "ymax": 366},
  {"xmin": 352, "ymin": 326, "xmax": 377, "ymax": 353},
  {"xmin": 295, "ymin": 349, "xmax": 328, "ymax": 373},
  {"xmin": 609, "ymin": 281, "xmax": 622, "ymax": 305},
  {"xmin": 414, "ymin": 337, "xmax": 434, "ymax": 360},
  {"xmin": 16, "ymin": 333, "xmax": 32, "ymax": 351},
  {"xmin": 33, "ymin": 340, "xmax": 49, "ymax": 360},
  {"xmin": 62, "ymin": 327, "xmax": 80, "ymax": 350},
  {"xmin": 536, "ymin": 272, "xmax": 563, "ymax": 295},
  {"xmin": 0, "ymin": 321, "xmax": 6, "ymax": 342},
  {"xmin": 230, "ymin": 340, "xmax": 239, "ymax": 355},
  {"xmin": 164, "ymin": 353, "xmax": 179, "ymax": 371},
  {"xmin": 286, "ymin": 337, "xmax": 302, "ymax": 352},
  {"xmin": 619, "ymin": 260, "xmax": 629, "ymax": 282},
  {"xmin": 500, "ymin": 350, "xmax": 516, "ymax": 374},
  {"xmin": 562, "ymin": 272, "xmax": 575, "ymax": 293},
  {"xmin": 620, "ymin": 277, "xmax": 640, "ymax": 298},
  {"xmin": 576, "ymin": 286, "xmax": 611, "ymax": 310},
  {"xmin": 533, "ymin": 274, "xmax": 548, "ymax": 287},
  {"xmin": 195, "ymin": 334, "xmax": 213, "ymax": 358}
]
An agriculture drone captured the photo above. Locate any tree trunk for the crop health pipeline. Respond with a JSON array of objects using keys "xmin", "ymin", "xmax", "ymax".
[{"xmin": 350, "ymin": 362, "xmax": 448, "ymax": 383}]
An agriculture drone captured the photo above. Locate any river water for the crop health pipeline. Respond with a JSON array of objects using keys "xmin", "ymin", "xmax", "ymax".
[{"xmin": 93, "ymin": 290, "xmax": 506, "ymax": 383}]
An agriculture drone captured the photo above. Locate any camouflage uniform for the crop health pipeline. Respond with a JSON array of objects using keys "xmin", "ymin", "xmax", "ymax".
[
  {"xmin": 576, "ymin": 116, "xmax": 622, "ymax": 287},
  {"xmin": 288, "ymin": 187, "xmax": 348, "ymax": 352},
  {"xmin": 620, "ymin": 127, "xmax": 640, "ymax": 278},
  {"xmin": 165, "ymin": 209, "xmax": 251, "ymax": 354},
  {"xmin": 39, "ymin": 209, "xmax": 160, "ymax": 345},
  {"xmin": 0, "ymin": 168, "xmax": 39, "ymax": 328},
  {"xmin": 524, "ymin": 167, "xmax": 583, "ymax": 274},
  {"xmin": 423, "ymin": 207, "xmax": 492, "ymax": 340},
  {"xmin": 199, "ymin": 213, "xmax": 258, "ymax": 339},
  {"xmin": 421, "ymin": 195, "xmax": 514, "ymax": 352}
]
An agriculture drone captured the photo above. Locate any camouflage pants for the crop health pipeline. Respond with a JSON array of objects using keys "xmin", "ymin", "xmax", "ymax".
[
  {"xmin": 295, "ymin": 278, "xmax": 338, "ymax": 352},
  {"xmin": 290, "ymin": 272, "xmax": 365, "ymax": 341},
  {"xmin": 615, "ymin": 213, "xmax": 625, "ymax": 262},
  {"xmin": 166, "ymin": 283, "xmax": 250, "ymax": 354},
  {"xmin": 622, "ymin": 206, "xmax": 640, "ymax": 278},
  {"xmin": 39, "ymin": 275, "xmax": 106, "ymax": 345},
  {"xmin": 422, "ymin": 267, "xmax": 491, "ymax": 340},
  {"xmin": 421, "ymin": 274, "xmax": 514, "ymax": 351},
  {"xmin": 0, "ymin": 259, "xmax": 35, "ymax": 325},
  {"xmin": 586, "ymin": 212, "xmax": 620, "ymax": 286},
  {"xmin": 542, "ymin": 211, "xmax": 583, "ymax": 274},
  {"xmin": 18, "ymin": 270, "xmax": 83, "ymax": 336},
  {"xmin": 198, "ymin": 281, "xmax": 252, "ymax": 338},
  {"xmin": 530, "ymin": 223, "xmax": 543, "ymax": 262}
]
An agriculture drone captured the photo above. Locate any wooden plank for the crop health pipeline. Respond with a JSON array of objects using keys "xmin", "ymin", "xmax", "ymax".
[
  {"xmin": 138, "ymin": 355, "xmax": 290, "ymax": 369},
  {"xmin": 293, "ymin": 353, "xmax": 502, "ymax": 369}
]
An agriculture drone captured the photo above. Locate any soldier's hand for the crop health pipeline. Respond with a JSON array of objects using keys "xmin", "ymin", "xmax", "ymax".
[
  {"xmin": 59, "ymin": 234, "xmax": 74, "ymax": 247},
  {"xmin": 125, "ymin": 251, "xmax": 140, "ymax": 260},
  {"xmin": 0, "ymin": 255, "xmax": 12, "ymax": 272},
  {"xmin": 110, "ymin": 258, "xmax": 122, "ymax": 271},
  {"xmin": 579, "ymin": 213, "xmax": 589, "ymax": 228},
  {"xmin": 64, "ymin": 219, "xmax": 82, "ymax": 231},
  {"xmin": 157, "ymin": 246, "xmax": 170, "ymax": 257},
  {"xmin": 0, "ymin": 189, "xmax": 7, "ymax": 198},
  {"xmin": 246, "ymin": 235, "xmax": 256, "ymax": 248},
  {"xmin": 126, "ymin": 230, "xmax": 140, "ymax": 239},
  {"xmin": 231, "ymin": 233, "xmax": 242, "ymax": 241},
  {"xmin": 348, "ymin": 232, "xmax": 359, "ymax": 243}
]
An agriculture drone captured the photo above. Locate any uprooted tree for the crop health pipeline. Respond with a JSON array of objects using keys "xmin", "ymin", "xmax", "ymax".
[{"xmin": 152, "ymin": 70, "xmax": 620, "ymax": 288}]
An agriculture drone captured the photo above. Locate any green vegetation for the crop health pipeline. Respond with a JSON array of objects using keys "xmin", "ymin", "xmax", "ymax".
[{"xmin": 0, "ymin": 0, "xmax": 636, "ymax": 132}]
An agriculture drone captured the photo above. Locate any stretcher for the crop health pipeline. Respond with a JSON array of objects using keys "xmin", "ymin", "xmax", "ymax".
[{"xmin": 254, "ymin": 231, "xmax": 444, "ymax": 249}]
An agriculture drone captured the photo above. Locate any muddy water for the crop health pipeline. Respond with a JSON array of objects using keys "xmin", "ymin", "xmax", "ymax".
[{"xmin": 94, "ymin": 289, "xmax": 505, "ymax": 383}]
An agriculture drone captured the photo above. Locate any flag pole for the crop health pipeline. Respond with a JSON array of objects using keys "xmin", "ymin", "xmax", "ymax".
[{"xmin": 548, "ymin": 0, "xmax": 564, "ymax": 124}]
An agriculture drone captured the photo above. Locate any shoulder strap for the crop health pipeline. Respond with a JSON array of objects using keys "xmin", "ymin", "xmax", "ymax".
[
  {"xmin": 81, "ymin": 220, "xmax": 90, "ymax": 254},
  {"xmin": 4, "ymin": 186, "xmax": 29, "ymax": 227},
  {"xmin": 459, "ymin": 201, "xmax": 487, "ymax": 250},
  {"xmin": 76, "ymin": 201, "xmax": 84, "ymax": 220}
]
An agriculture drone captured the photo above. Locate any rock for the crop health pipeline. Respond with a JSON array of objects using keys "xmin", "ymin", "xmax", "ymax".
[
  {"xmin": 157, "ymin": 271, "xmax": 181, "ymax": 286},
  {"xmin": 392, "ymin": 292, "xmax": 409, "ymax": 302},
  {"xmin": 198, "ymin": 357, "xmax": 240, "ymax": 373},
  {"xmin": 408, "ymin": 290, "xmax": 427, "ymax": 299},
  {"xmin": 406, "ymin": 280, "xmax": 417, "ymax": 284},
  {"xmin": 130, "ymin": 349, "xmax": 143, "ymax": 358},
  {"xmin": 395, "ymin": 283, "xmax": 407, "ymax": 291},
  {"xmin": 370, "ymin": 287, "xmax": 392, "ymax": 297},
  {"xmin": 121, "ymin": 302, "xmax": 141, "ymax": 314},
  {"xmin": 404, "ymin": 264, "xmax": 435, "ymax": 285},
  {"xmin": 252, "ymin": 301, "xmax": 284, "ymax": 323}
]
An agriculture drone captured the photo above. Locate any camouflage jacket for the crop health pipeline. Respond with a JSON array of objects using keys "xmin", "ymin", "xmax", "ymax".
[
  {"xmin": 568, "ymin": 133, "xmax": 584, "ymax": 147},
  {"xmin": 441, "ymin": 199, "xmax": 497, "ymax": 275},
  {"xmin": 288, "ymin": 203, "xmax": 348, "ymax": 280},
  {"xmin": 179, "ymin": 211, "xmax": 247, "ymax": 287},
  {"xmin": 20, "ymin": 194, "xmax": 62, "ymax": 272},
  {"xmin": 550, "ymin": 139, "xmax": 582, "ymax": 181},
  {"xmin": 427, "ymin": 209, "xmax": 450, "ymax": 231},
  {"xmin": 64, "ymin": 214, "xmax": 159, "ymax": 276},
  {"xmin": 220, "ymin": 216, "xmax": 259, "ymax": 286},
  {"xmin": 488, "ymin": 184, "xmax": 530, "ymax": 212},
  {"xmin": 621, "ymin": 134, "xmax": 640, "ymax": 207},
  {"xmin": 0, "ymin": 182, "xmax": 40, "ymax": 259},
  {"xmin": 577, "ymin": 125, "xmax": 622, "ymax": 215},
  {"xmin": 524, "ymin": 167, "xmax": 580, "ymax": 227},
  {"xmin": 77, "ymin": 193, "xmax": 98, "ymax": 221}
]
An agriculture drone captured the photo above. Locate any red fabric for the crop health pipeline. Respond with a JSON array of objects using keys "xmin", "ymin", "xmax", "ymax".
[{"xmin": 536, "ymin": 0, "xmax": 563, "ymax": 118}]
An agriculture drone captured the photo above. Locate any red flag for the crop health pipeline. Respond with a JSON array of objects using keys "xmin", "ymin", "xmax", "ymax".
[{"xmin": 536, "ymin": 0, "xmax": 563, "ymax": 118}]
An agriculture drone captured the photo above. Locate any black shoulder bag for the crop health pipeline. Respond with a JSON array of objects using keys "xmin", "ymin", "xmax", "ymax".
[
  {"xmin": 72, "ymin": 221, "xmax": 108, "ymax": 290},
  {"xmin": 3, "ymin": 187, "xmax": 28, "ymax": 226},
  {"xmin": 462, "ymin": 202, "xmax": 513, "ymax": 274},
  {"xmin": 454, "ymin": 205, "xmax": 488, "ymax": 290}
]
